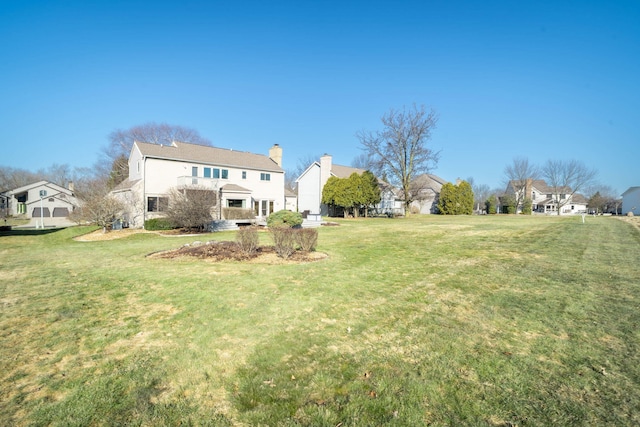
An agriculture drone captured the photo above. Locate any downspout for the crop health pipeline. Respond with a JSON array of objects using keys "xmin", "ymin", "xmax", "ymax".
[{"xmin": 142, "ymin": 156, "xmax": 147, "ymax": 228}]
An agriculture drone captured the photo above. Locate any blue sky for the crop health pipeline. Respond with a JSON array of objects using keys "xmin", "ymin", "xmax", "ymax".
[{"xmin": 1, "ymin": 0, "xmax": 638, "ymax": 194}]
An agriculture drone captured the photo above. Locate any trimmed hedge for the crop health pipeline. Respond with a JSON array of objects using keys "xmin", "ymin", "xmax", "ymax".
[
  {"xmin": 144, "ymin": 217, "xmax": 175, "ymax": 230},
  {"xmin": 267, "ymin": 210, "xmax": 303, "ymax": 228}
]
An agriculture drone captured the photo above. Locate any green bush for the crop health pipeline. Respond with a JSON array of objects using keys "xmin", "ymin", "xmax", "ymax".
[
  {"xmin": 267, "ymin": 210, "xmax": 303, "ymax": 228},
  {"xmin": 144, "ymin": 217, "xmax": 175, "ymax": 230}
]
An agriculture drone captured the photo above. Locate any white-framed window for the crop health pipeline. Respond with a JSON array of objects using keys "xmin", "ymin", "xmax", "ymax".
[
  {"xmin": 147, "ymin": 196, "xmax": 169, "ymax": 212},
  {"xmin": 260, "ymin": 173, "xmax": 271, "ymax": 181},
  {"xmin": 228, "ymin": 199, "xmax": 245, "ymax": 208},
  {"xmin": 242, "ymin": 171, "xmax": 247, "ymax": 179}
]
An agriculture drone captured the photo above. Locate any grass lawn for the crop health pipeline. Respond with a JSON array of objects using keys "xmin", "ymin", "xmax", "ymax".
[{"xmin": 1, "ymin": 215, "xmax": 639, "ymax": 426}]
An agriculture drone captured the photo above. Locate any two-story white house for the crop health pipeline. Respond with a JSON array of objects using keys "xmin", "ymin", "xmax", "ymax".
[
  {"xmin": 296, "ymin": 154, "xmax": 362, "ymax": 216},
  {"xmin": 505, "ymin": 179, "xmax": 588, "ymax": 215},
  {"xmin": 111, "ymin": 141, "xmax": 285, "ymax": 228}
]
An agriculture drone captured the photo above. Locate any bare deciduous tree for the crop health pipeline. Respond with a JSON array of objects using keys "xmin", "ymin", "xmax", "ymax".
[
  {"xmin": 69, "ymin": 194, "xmax": 124, "ymax": 233},
  {"xmin": 542, "ymin": 159, "xmax": 597, "ymax": 215},
  {"xmin": 357, "ymin": 104, "xmax": 440, "ymax": 215},
  {"xmin": 466, "ymin": 177, "xmax": 492, "ymax": 213},
  {"xmin": 504, "ymin": 157, "xmax": 539, "ymax": 213},
  {"xmin": 166, "ymin": 186, "xmax": 217, "ymax": 231},
  {"xmin": 100, "ymin": 122, "xmax": 212, "ymax": 188},
  {"xmin": 285, "ymin": 154, "xmax": 321, "ymax": 192},
  {"xmin": 351, "ymin": 153, "xmax": 375, "ymax": 171}
]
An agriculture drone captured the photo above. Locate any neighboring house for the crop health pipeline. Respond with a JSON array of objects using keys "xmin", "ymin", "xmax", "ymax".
[
  {"xmin": 295, "ymin": 154, "xmax": 402, "ymax": 216},
  {"xmin": 284, "ymin": 188, "xmax": 297, "ymax": 211},
  {"xmin": 0, "ymin": 180, "xmax": 80, "ymax": 225},
  {"xmin": 505, "ymin": 179, "xmax": 587, "ymax": 215},
  {"xmin": 111, "ymin": 141, "xmax": 285, "ymax": 228},
  {"xmin": 376, "ymin": 180, "xmax": 404, "ymax": 216},
  {"xmin": 296, "ymin": 154, "xmax": 365, "ymax": 216},
  {"xmin": 409, "ymin": 174, "xmax": 448, "ymax": 214},
  {"xmin": 622, "ymin": 186, "xmax": 640, "ymax": 215}
]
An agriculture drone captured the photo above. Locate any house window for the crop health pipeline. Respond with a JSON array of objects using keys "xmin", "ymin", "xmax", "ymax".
[
  {"xmin": 561, "ymin": 194, "xmax": 567, "ymax": 199},
  {"xmin": 147, "ymin": 196, "xmax": 168, "ymax": 212},
  {"xmin": 228, "ymin": 199, "xmax": 244, "ymax": 208},
  {"xmin": 260, "ymin": 173, "xmax": 271, "ymax": 181},
  {"xmin": 192, "ymin": 167, "xmax": 198, "ymax": 185},
  {"xmin": 204, "ymin": 167, "xmax": 211, "ymax": 178},
  {"xmin": 213, "ymin": 168, "xmax": 220, "ymax": 179},
  {"xmin": 242, "ymin": 171, "xmax": 247, "ymax": 179},
  {"xmin": 221, "ymin": 169, "xmax": 228, "ymax": 179}
]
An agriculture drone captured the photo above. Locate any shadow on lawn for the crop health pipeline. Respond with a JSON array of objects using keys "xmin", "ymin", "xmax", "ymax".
[{"xmin": 0, "ymin": 227, "xmax": 66, "ymax": 237}]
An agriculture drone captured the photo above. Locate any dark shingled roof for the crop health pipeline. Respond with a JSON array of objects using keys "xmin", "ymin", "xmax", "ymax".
[{"xmin": 135, "ymin": 141, "xmax": 283, "ymax": 173}]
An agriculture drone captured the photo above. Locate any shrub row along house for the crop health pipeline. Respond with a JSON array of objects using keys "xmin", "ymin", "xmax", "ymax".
[{"xmin": 111, "ymin": 141, "xmax": 285, "ymax": 228}]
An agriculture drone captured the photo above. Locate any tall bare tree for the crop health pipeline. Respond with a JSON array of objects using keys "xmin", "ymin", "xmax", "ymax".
[
  {"xmin": 541, "ymin": 159, "xmax": 597, "ymax": 215},
  {"xmin": 357, "ymin": 104, "xmax": 440, "ymax": 215},
  {"xmin": 466, "ymin": 177, "xmax": 492, "ymax": 213},
  {"xmin": 100, "ymin": 122, "xmax": 212, "ymax": 188},
  {"xmin": 504, "ymin": 157, "xmax": 539, "ymax": 213}
]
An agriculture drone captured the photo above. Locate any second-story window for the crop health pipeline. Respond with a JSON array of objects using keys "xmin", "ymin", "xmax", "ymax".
[
  {"xmin": 242, "ymin": 171, "xmax": 247, "ymax": 179},
  {"xmin": 260, "ymin": 173, "xmax": 271, "ymax": 181},
  {"xmin": 204, "ymin": 168, "xmax": 211, "ymax": 178},
  {"xmin": 221, "ymin": 169, "xmax": 228, "ymax": 179}
]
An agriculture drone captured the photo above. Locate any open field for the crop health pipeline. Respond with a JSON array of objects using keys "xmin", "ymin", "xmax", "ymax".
[{"xmin": 1, "ymin": 215, "xmax": 639, "ymax": 426}]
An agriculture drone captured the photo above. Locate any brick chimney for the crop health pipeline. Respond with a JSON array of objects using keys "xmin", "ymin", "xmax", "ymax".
[
  {"xmin": 269, "ymin": 144, "xmax": 282, "ymax": 167},
  {"xmin": 525, "ymin": 178, "xmax": 532, "ymax": 199}
]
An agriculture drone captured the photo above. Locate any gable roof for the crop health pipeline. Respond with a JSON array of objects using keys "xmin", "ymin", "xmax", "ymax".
[
  {"xmin": 221, "ymin": 183, "xmax": 251, "ymax": 193},
  {"xmin": 134, "ymin": 141, "xmax": 283, "ymax": 173},
  {"xmin": 2, "ymin": 180, "xmax": 74, "ymax": 197},
  {"xmin": 412, "ymin": 174, "xmax": 448, "ymax": 190},
  {"xmin": 508, "ymin": 179, "xmax": 572, "ymax": 194},
  {"xmin": 572, "ymin": 193, "xmax": 588, "ymax": 204},
  {"xmin": 294, "ymin": 162, "xmax": 367, "ymax": 182},
  {"xmin": 622, "ymin": 186, "xmax": 640, "ymax": 197},
  {"xmin": 111, "ymin": 178, "xmax": 141, "ymax": 193},
  {"xmin": 331, "ymin": 164, "xmax": 365, "ymax": 179}
]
